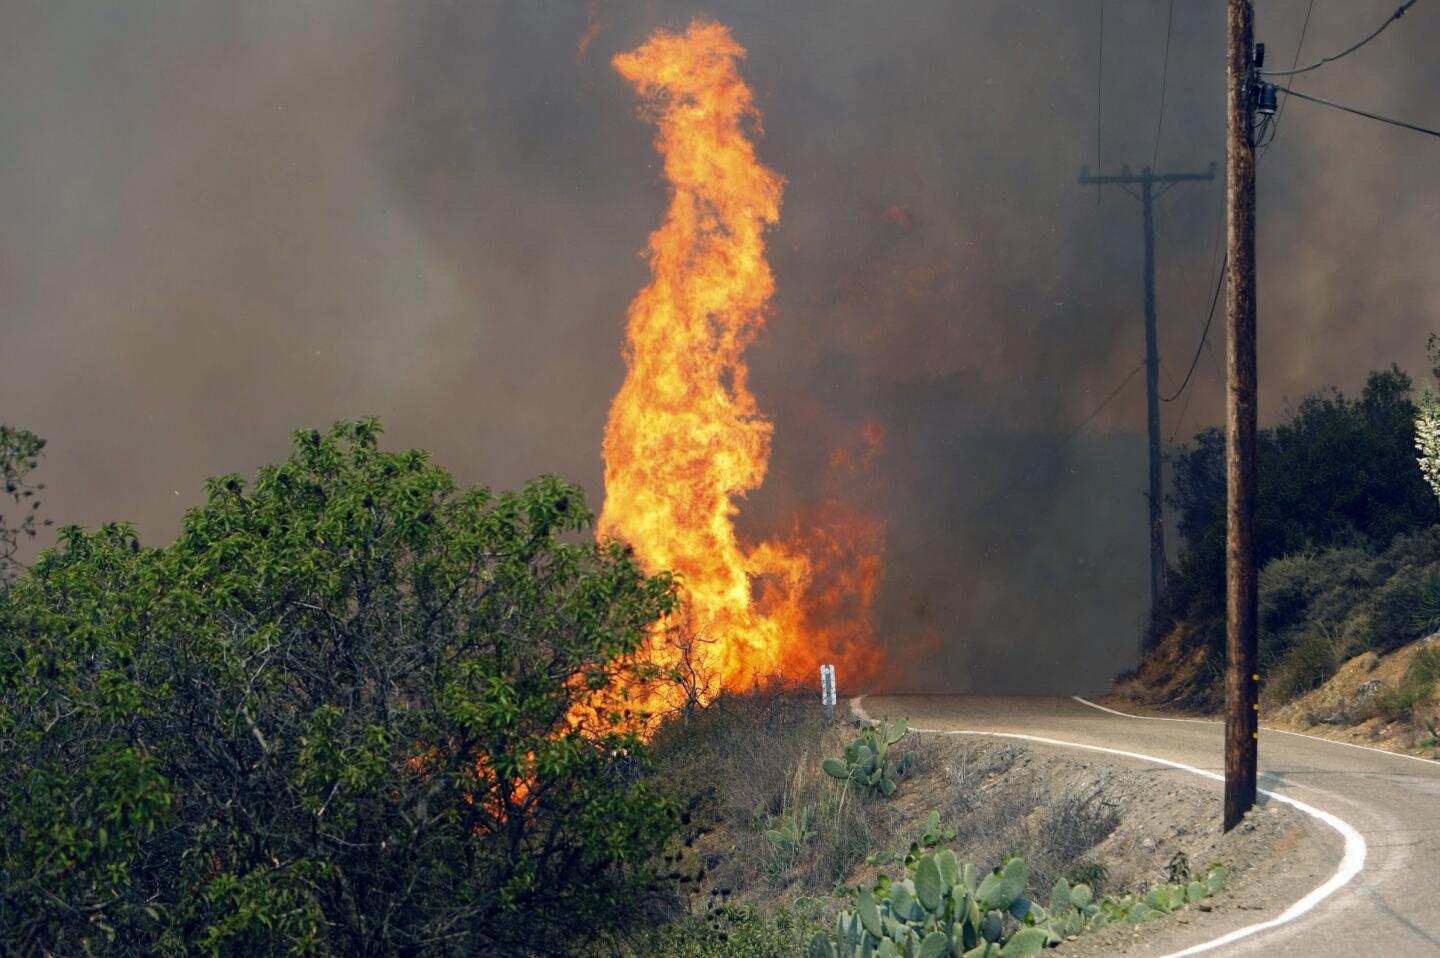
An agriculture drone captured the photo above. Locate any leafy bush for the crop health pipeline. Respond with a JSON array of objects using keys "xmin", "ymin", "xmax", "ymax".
[
  {"xmin": 1373, "ymin": 681, "xmax": 1434, "ymax": 722},
  {"xmin": 1064, "ymin": 861, "xmax": 1109, "ymax": 896},
  {"xmin": 630, "ymin": 904, "xmax": 817, "ymax": 958},
  {"xmin": 1154, "ymin": 518, "xmax": 1440, "ymax": 709},
  {"xmin": 0, "ymin": 420, "xmax": 679, "ymax": 956},
  {"xmin": 0, "ymin": 425, "xmax": 51, "ymax": 590},
  {"xmin": 1266, "ymin": 625, "xmax": 1356, "ymax": 703},
  {"xmin": 1410, "ymin": 570, "xmax": 1440, "ymax": 635},
  {"xmin": 1365, "ymin": 560, "xmax": 1440, "ymax": 655},
  {"xmin": 1420, "ymin": 719, "xmax": 1440, "ymax": 748},
  {"xmin": 1411, "ymin": 644, "xmax": 1440, "ymax": 685},
  {"xmin": 1157, "ymin": 367, "xmax": 1439, "ymax": 661},
  {"xmin": 1374, "ymin": 643, "xmax": 1440, "ymax": 721}
]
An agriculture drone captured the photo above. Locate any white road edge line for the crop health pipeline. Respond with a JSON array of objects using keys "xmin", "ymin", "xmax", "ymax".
[
  {"xmin": 1071, "ymin": 695, "xmax": 1440, "ymax": 767},
  {"xmin": 852, "ymin": 695, "xmax": 1365, "ymax": 958}
]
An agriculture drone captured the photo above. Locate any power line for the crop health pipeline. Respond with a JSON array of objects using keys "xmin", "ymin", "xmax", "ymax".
[
  {"xmin": 1151, "ymin": 0, "xmax": 1175, "ymax": 172},
  {"xmin": 1259, "ymin": 0, "xmax": 1315, "ymax": 163},
  {"xmin": 1272, "ymin": 0, "xmax": 1315, "ymax": 130},
  {"xmin": 1067, "ymin": 360, "xmax": 1147, "ymax": 440},
  {"xmin": 1166, "ymin": 0, "xmax": 1314, "ymax": 422},
  {"xmin": 1272, "ymin": 84, "xmax": 1440, "ymax": 139},
  {"xmin": 1166, "ymin": 1, "xmax": 1425, "ymax": 439},
  {"xmin": 1096, "ymin": 0, "xmax": 1105, "ymax": 204},
  {"xmin": 1161, "ymin": 252, "xmax": 1226, "ymax": 404},
  {"xmin": 1168, "ymin": 188, "xmax": 1227, "ymax": 444},
  {"xmin": 1260, "ymin": 0, "xmax": 1422, "ymax": 77},
  {"xmin": 1167, "ymin": 365, "xmax": 1198, "ymax": 443},
  {"xmin": 1167, "ymin": 288, "xmax": 1223, "ymax": 444},
  {"xmin": 1201, "ymin": 189, "xmax": 1226, "ymax": 385}
]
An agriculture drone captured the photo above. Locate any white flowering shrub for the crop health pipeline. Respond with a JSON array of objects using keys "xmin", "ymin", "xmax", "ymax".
[{"xmin": 1416, "ymin": 388, "xmax": 1440, "ymax": 503}]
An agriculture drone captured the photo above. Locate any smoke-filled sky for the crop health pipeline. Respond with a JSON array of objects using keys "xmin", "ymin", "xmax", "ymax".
[{"xmin": 2, "ymin": 2, "xmax": 1436, "ymax": 693}]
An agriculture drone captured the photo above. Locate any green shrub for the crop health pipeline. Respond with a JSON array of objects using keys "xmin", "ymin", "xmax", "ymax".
[
  {"xmin": 1411, "ymin": 644, "xmax": 1440, "ymax": 684},
  {"xmin": 1420, "ymin": 719, "xmax": 1440, "ymax": 748},
  {"xmin": 1410, "ymin": 571, "xmax": 1440, "ymax": 636},
  {"xmin": 1374, "ymin": 643, "xmax": 1440, "ymax": 721},
  {"xmin": 1246, "ymin": 531, "xmax": 1440, "ymax": 706},
  {"xmin": 1259, "ymin": 552, "xmax": 1329, "ymax": 641},
  {"xmin": 0, "ymin": 425, "xmax": 51, "ymax": 591},
  {"xmin": 1374, "ymin": 681, "xmax": 1434, "ymax": 721},
  {"xmin": 1065, "ymin": 861, "xmax": 1109, "ymax": 896},
  {"xmin": 1156, "ymin": 366, "xmax": 1440, "ymax": 676},
  {"xmin": 632, "ymin": 905, "xmax": 817, "ymax": 958},
  {"xmin": 0, "ymin": 420, "xmax": 680, "ymax": 957},
  {"xmin": 1366, "ymin": 566, "xmax": 1435, "ymax": 654},
  {"xmin": 1266, "ymin": 625, "xmax": 1354, "ymax": 702}
]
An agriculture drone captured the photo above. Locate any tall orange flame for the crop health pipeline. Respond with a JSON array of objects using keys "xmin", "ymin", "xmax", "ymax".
[{"xmin": 601, "ymin": 21, "xmax": 884, "ymax": 712}]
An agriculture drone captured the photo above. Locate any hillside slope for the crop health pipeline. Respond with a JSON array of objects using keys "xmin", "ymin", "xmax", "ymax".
[{"xmin": 1105, "ymin": 636, "xmax": 1440, "ymax": 759}]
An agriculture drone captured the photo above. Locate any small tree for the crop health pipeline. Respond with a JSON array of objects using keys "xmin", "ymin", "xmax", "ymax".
[{"xmin": 0, "ymin": 420, "xmax": 679, "ymax": 956}]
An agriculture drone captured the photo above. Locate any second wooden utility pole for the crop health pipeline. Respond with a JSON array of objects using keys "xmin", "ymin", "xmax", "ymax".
[
  {"xmin": 1078, "ymin": 162, "xmax": 1216, "ymax": 615},
  {"xmin": 1224, "ymin": 0, "xmax": 1260, "ymax": 833}
]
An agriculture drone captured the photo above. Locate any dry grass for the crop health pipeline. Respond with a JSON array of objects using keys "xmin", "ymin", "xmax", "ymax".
[
  {"xmin": 647, "ymin": 695, "xmax": 1119, "ymax": 915},
  {"xmin": 888, "ymin": 739, "xmax": 1119, "ymax": 893},
  {"xmin": 1374, "ymin": 642, "xmax": 1440, "ymax": 720},
  {"xmin": 649, "ymin": 691, "xmax": 903, "ymax": 899}
]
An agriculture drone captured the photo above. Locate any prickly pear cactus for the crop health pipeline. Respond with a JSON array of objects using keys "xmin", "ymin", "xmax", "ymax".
[
  {"xmin": 826, "ymin": 811, "xmax": 1233, "ymax": 957},
  {"xmin": 822, "ymin": 717, "xmax": 911, "ymax": 797},
  {"xmin": 828, "ymin": 842, "xmax": 1051, "ymax": 958},
  {"xmin": 1084, "ymin": 863, "xmax": 1229, "ymax": 928},
  {"xmin": 764, "ymin": 803, "xmax": 815, "ymax": 862}
]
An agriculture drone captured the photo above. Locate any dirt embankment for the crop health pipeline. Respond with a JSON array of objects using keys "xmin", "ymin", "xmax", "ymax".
[
  {"xmin": 1107, "ymin": 626, "xmax": 1218, "ymax": 712},
  {"xmin": 1264, "ymin": 639, "xmax": 1440, "ymax": 755},
  {"xmin": 911, "ymin": 738, "xmax": 1326, "ymax": 958},
  {"xmin": 672, "ymin": 727, "xmax": 1324, "ymax": 954},
  {"xmin": 1104, "ymin": 635, "xmax": 1440, "ymax": 760}
]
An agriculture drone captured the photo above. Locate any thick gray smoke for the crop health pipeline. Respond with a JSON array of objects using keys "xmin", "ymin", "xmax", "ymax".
[{"xmin": 1, "ymin": 2, "xmax": 1435, "ymax": 694}]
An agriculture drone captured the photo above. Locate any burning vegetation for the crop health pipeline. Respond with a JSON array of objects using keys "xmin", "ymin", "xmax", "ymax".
[{"xmin": 601, "ymin": 22, "xmax": 885, "ymax": 712}]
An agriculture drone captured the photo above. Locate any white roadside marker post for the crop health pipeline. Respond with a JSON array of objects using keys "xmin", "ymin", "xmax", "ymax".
[{"xmin": 820, "ymin": 664, "xmax": 836, "ymax": 721}]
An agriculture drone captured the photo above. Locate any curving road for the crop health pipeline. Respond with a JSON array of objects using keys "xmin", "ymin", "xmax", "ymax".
[{"xmin": 856, "ymin": 694, "xmax": 1440, "ymax": 958}]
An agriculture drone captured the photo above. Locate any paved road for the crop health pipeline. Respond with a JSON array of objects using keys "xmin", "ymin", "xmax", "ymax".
[{"xmin": 858, "ymin": 694, "xmax": 1440, "ymax": 958}]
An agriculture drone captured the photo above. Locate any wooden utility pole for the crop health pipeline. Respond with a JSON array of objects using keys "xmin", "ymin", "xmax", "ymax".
[
  {"xmin": 1224, "ymin": 0, "xmax": 1259, "ymax": 833},
  {"xmin": 1077, "ymin": 162, "xmax": 1215, "ymax": 615}
]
